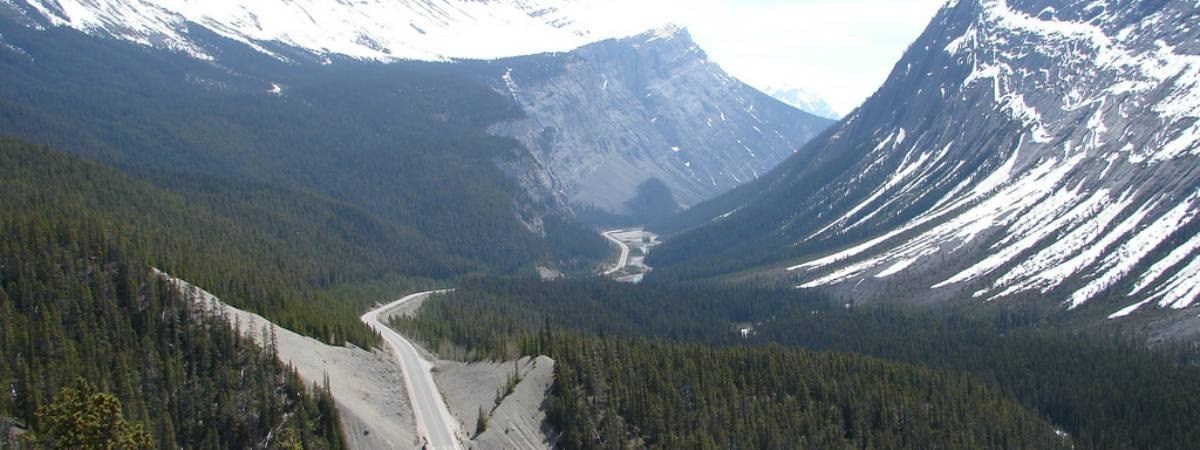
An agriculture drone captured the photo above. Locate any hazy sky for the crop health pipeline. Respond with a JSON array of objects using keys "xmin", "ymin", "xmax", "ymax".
[{"xmin": 584, "ymin": 0, "xmax": 949, "ymax": 114}]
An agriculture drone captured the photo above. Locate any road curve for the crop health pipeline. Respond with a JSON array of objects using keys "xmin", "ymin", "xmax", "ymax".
[
  {"xmin": 602, "ymin": 229, "xmax": 633, "ymax": 275},
  {"xmin": 361, "ymin": 290, "xmax": 461, "ymax": 450}
]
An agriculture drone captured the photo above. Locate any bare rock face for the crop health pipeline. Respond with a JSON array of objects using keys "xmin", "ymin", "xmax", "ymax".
[
  {"xmin": 653, "ymin": 0, "xmax": 1200, "ymax": 338},
  {"xmin": 482, "ymin": 26, "xmax": 833, "ymax": 218}
]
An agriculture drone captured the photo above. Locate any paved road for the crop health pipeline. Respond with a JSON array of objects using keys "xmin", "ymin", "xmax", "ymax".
[
  {"xmin": 602, "ymin": 229, "xmax": 633, "ymax": 275},
  {"xmin": 361, "ymin": 291, "xmax": 461, "ymax": 450}
]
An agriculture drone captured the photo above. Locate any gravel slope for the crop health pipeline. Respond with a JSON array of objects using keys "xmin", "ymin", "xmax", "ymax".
[
  {"xmin": 156, "ymin": 270, "xmax": 420, "ymax": 449},
  {"xmin": 435, "ymin": 356, "xmax": 557, "ymax": 450}
]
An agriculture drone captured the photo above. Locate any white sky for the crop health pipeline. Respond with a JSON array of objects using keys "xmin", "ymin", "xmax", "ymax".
[{"xmin": 576, "ymin": 0, "xmax": 949, "ymax": 114}]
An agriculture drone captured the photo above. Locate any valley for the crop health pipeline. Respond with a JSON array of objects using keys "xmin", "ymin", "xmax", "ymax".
[{"xmin": 1, "ymin": 0, "xmax": 1199, "ymax": 449}]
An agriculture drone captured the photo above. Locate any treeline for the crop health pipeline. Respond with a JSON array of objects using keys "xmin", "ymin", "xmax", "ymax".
[
  {"xmin": 0, "ymin": 135, "xmax": 379, "ymax": 348},
  {"xmin": 0, "ymin": 216, "xmax": 345, "ymax": 449},
  {"xmin": 756, "ymin": 303, "xmax": 1200, "ymax": 450},
  {"xmin": 396, "ymin": 277, "xmax": 1200, "ymax": 449},
  {"xmin": 395, "ymin": 282, "xmax": 1067, "ymax": 448},
  {"xmin": 391, "ymin": 277, "xmax": 802, "ymax": 356},
  {"xmin": 544, "ymin": 334, "xmax": 1066, "ymax": 449}
]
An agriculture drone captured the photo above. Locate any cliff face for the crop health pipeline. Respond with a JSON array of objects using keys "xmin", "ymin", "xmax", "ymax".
[{"xmin": 483, "ymin": 26, "xmax": 833, "ymax": 218}]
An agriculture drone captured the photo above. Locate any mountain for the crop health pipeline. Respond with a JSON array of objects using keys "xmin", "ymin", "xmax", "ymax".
[
  {"xmin": 6, "ymin": 0, "xmax": 619, "ymax": 61},
  {"xmin": 1, "ymin": 0, "xmax": 832, "ymax": 236},
  {"xmin": 650, "ymin": 0, "xmax": 1200, "ymax": 337},
  {"xmin": 473, "ymin": 26, "xmax": 834, "ymax": 220},
  {"xmin": 765, "ymin": 85, "xmax": 841, "ymax": 120},
  {"xmin": 0, "ymin": 10, "xmax": 618, "ymax": 278}
]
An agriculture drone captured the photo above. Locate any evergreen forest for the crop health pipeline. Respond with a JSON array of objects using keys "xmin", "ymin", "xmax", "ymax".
[
  {"xmin": 0, "ymin": 204, "xmax": 344, "ymax": 448},
  {"xmin": 394, "ymin": 278, "xmax": 1200, "ymax": 449}
]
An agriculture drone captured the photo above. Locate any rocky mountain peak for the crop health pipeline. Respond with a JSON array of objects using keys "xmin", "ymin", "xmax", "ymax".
[{"xmin": 483, "ymin": 26, "xmax": 834, "ymax": 220}]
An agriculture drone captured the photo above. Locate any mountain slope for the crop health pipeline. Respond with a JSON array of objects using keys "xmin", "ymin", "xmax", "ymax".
[
  {"xmin": 474, "ymin": 26, "xmax": 834, "ymax": 218},
  {"xmin": 651, "ymin": 0, "xmax": 1200, "ymax": 335},
  {"xmin": 0, "ymin": 15, "xmax": 609, "ymax": 274},
  {"xmin": 0, "ymin": 134, "xmax": 400, "ymax": 347},
  {"xmin": 0, "ymin": 136, "xmax": 357, "ymax": 448}
]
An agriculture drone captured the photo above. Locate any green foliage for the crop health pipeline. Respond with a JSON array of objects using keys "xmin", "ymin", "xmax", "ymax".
[
  {"xmin": 475, "ymin": 406, "xmax": 489, "ymax": 437},
  {"xmin": 545, "ymin": 334, "xmax": 1066, "ymax": 450},
  {"xmin": 0, "ymin": 19, "xmax": 609, "ymax": 346},
  {"xmin": 389, "ymin": 277, "xmax": 769, "ymax": 359},
  {"xmin": 0, "ymin": 215, "xmax": 345, "ymax": 449},
  {"xmin": 398, "ymin": 277, "xmax": 1200, "ymax": 449},
  {"xmin": 32, "ymin": 379, "xmax": 151, "ymax": 450},
  {"xmin": 0, "ymin": 134, "xmax": 378, "ymax": 348},
  {"xmin": 756, "ymin": 304, "xmax": 1200, "ymax": 450}
]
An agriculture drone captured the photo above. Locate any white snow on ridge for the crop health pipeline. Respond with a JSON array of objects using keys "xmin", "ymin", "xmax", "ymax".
[
  {"xmin": 787, "ymin": 0, "xmax": 1200, "ymax": 323},
  {"xmin": 1146, "ymin": 255, "xmax": 1200, "ymax": 310},
  {"xmin": 987, "ymin": 190, "xmax": 1141, "ymax": 299},
  {"xmin": 18, "ymin": 0, "xmax": 661, "ymax": 62},
  {"xmin": 1130, "ymin": 232, "xmax": 1200, "ymax": 296},
  {"xmin": 794, "ymin": 150, "xmax": 1085, "ymax": 289},
  {"xmin": 953, "ymin": 0, "xmax": 1200, "ymax": 163},
  {"xmin": 1069, "ymin": 191, "xmax": 1200, "ymax": 308},
  {"xmin": 875, "ymin": 258, "xmax": 917, "ymax": 278}
]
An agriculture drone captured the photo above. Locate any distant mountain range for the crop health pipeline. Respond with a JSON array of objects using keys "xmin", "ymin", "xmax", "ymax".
[
  {"xmin": 651, "ymin": 0, "xmax": 1200, "ymax": 339},
  {"xmin": 764, "ymin": 86, "xmax": 841, "ymax": 120}
]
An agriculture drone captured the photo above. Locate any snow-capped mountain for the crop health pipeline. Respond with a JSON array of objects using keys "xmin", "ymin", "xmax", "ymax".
[
  {"xmin": 481, "ymin": 26, "xmax": 833, "ymax": 217},
  {"xmin": 765, "ymin": 86, "xmax": 841, "ymax": 120},
  {"xmin": 652, "ymin": 0, "xmax": 1200, "ymax": 335},
  {"xmin": 4, "ymin": 0, "xmax": 634, "ymax": 61}
]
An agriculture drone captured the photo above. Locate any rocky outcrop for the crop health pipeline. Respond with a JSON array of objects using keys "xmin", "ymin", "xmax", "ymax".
[{"xmin": 481, "ymin": 26, "xmax": 833, "ymax": 217}]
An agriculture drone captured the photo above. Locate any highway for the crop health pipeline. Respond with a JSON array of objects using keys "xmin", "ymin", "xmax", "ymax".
[
  {"xmin": 602, "ymin": 229, "xmax": 633, "ymax": 275},
  {"xmin": 361, "ymin": 291, "xmax": 461, "ymax": 450}
]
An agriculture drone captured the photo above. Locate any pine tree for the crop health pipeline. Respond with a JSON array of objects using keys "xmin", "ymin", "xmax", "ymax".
[
  {"xmin": 475, "ymin": 406, "xmax": 488, "ymax": 436},
  {"xmin": 32, "ymin": 378, "xmax": 152, "ymax": 450}
]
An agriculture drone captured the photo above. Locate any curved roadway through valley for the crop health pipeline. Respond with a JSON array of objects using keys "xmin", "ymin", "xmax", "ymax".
[
  {"xmin": 361, "ymin": 290, "xmax": 461, "ymax": 450},
  {"xmin": 602, "ymin": 229, "xmax": 633, "ymax": 275}
]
